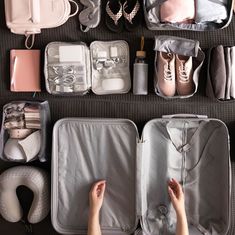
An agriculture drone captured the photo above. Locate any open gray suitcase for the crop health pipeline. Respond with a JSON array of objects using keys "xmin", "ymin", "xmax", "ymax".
[{"xmin": 52, "ymin": 115, "xmax": 231, "ymax": 235}]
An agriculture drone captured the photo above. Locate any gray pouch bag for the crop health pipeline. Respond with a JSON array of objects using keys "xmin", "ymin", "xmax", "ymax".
[
  {"xmin": 207, "ymin": 45, "xmax": 235, "ymax": 102},
  {"xmin": 79, "ymin": 0, "xmax": 101, "ymax": 32},
  {"xmin": 0, "ymin": 100, "xmax": 51, "ymax": 163},
  {"xmin": 143, "ymin": 0, "xmax": 233, "ymax": 31},
  {"xmin": 154, "ymin": 36, "xmax": 205, "ymax": 99}
]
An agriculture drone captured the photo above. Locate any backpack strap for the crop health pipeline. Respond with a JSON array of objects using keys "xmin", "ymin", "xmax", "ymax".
[
  {"xmin": 25, "ymin": 34, "xmax": 35, "ymax": 49},
  {"xmin": 68, "ymin": 0, "xmax": 79, "ymax": 18}
]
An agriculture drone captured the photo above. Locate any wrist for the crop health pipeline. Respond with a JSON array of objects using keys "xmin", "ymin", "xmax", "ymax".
[
  {"xmin": 89, "ymin": 209, "xmax": 100, "ymax": 219},
  {"xmin": 176, "ymin": 210, "xmax": 187, "ymax": 220}
]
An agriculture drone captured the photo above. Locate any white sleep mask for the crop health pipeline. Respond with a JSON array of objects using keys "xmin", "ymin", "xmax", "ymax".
[
  {"xmin": 79, "ymin": 0, "xmax": 101, "ymax": 32},
  {"xmin": 0, "ymin": 166, "xmax": 50, "ymax": 224}
]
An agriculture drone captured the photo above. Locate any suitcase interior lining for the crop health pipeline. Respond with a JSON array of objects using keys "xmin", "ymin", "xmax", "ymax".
[
  {"xmin": 52, "ymin": 119, "xmax": 138, "ymax": 233},
  {"xmin": 141, "ymin": 119, "xmax": 230, "ymax": 235}
]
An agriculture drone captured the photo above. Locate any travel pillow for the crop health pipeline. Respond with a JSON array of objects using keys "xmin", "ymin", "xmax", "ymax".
[{"xmin": 0, "ymin": 166, "xmax": 50, "ymax": 223}]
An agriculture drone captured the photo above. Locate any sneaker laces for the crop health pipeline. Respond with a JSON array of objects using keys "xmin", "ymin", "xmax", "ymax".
[
  {"xmin": 163, "ymin": 62, "xmax": 173, "ymax": 81},
  {"xmin": 179, "ymin": 63, "xmax": 189, "ymax": 83}
]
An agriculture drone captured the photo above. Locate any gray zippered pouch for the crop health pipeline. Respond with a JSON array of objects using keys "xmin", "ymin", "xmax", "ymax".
[{"xmin": 154, "ymin": 36, "xmax": 205, "ymax": 99}]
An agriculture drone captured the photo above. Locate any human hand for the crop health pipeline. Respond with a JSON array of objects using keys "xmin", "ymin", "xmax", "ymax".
[
  {"xmin": 168, "ymin": 178, "xmax": 186, "ymax": 217},
  {"xmin": 89, "ymin": 180, "xmax": 106, "ymax": 216}
]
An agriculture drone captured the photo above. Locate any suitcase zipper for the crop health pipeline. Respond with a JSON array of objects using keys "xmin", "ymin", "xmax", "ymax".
[{"xmin": 182, "ymin": 121, "xmax": 188, "ymax": 188}]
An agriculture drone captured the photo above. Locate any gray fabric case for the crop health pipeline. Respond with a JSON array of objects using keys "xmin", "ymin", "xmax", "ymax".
[
  {"xmin": 52, "ymin": 115, "xmax": 231, "ymax": 235},
  {"xmin": 143, "ymin": 0, "xmax": 234, "ymax": 31},
  {"xmin": 154, "ymin": 36, "xmax": 205, "ymax": 99},
  {"xmin": 206, "ymin": 47, "xmax": 235, "ymax": 102},
  {"xmin": 44, "ymin": 41, "xmax": 131, "ymax": 95}
]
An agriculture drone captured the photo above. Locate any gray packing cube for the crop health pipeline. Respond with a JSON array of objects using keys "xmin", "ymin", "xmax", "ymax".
[
  {"xmin": 143, "ymin": 0, "xmax": 234, "ymax": 31},
  {"xmin": 207, "ymin": 46, "xmax": 235, "ymax": 102},
  {"xmin": 44, "ymin": 41, "xmax": 131, "ymax": 95},
  {"xmin": 0, "ymin": 100, "xmax": 51, "ymax": 162},
  {"xmin": 51, "ymin": 115, "xmax": 231, "ymax": 235},
  {"xmin": 154, "ymin": 36, "xmax": 205, "ymax": 99}
]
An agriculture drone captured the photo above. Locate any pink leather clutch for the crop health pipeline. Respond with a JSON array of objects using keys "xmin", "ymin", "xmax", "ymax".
[{"xmin": 10, "ymin": 49, "xmax": 41, "ymax": 92}]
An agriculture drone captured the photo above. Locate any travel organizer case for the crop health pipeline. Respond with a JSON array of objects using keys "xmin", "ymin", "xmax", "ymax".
[
  {"xmin": 52, "ymin": 116, "xmax": 231, "ymax": 235},
  {"xmin": 154, "ymin": 36, "xmax": 205, "ymax": 99},
  {"xmin": 0, "ymin": 101, "xmax": 51, "ymax": 163},
  {"xmin": 143, "ymin": 0, "xmax": 234, "ymax": 31},
  {"xmin": 44, "ymin": 41, "xmax": 131, "ymax": 95}
]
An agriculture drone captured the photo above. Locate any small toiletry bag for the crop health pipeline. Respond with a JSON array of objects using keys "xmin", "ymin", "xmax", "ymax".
[
  {"xmin": 44, "ymin": 41, "xmax": 131, "ymax": 95},
  {"xmin": 207, "ymin": 45, "xmax": 235, "ymax": 102},
  {"xmin": 4, "ymin": 0, "xmax": 79, "ymax": 48},
  {"xmin": 0, "ymin": 101, "xmax": 51, "ymax": 163},
  {"xmin": 144, "ymin": 0, "xmax": 233, "ymax": 31},
  {"xmin": 154, "ymin": 36, "xmax": 205, "ymax": 99}
]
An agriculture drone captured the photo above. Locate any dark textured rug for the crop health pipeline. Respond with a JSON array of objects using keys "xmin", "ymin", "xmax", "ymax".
[{"xmin": 0, "ymin": 0, "xmax": 235, "ymax": 234}]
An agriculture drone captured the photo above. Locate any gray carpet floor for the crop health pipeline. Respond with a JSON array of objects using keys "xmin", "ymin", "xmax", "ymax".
[{"xmin": 0, "ymin": 0, "xmax": 235, "ymax": 234}]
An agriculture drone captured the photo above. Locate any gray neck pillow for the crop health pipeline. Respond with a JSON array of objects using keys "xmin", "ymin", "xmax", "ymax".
[{"xmin": 0, "ymin": 166, "xmax": 50, "ymax": 224}]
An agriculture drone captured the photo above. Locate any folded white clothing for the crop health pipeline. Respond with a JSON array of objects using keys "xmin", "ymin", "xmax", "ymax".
[
  {"xmin": 225, "ymin": 47, "xmax": 232, "ymax": 100},
  {"xmin": 230, "ymin": 47, "xmax": 235, "ymax": 98},
  {"xmin": 195, "ymin": 0, "xmax": 228, "ymax": 24}
]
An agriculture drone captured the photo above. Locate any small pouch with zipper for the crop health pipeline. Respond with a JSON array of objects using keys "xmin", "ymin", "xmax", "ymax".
[{"xmin": 154, "ymin": 35, "xmax": 205, "ymax": 99}]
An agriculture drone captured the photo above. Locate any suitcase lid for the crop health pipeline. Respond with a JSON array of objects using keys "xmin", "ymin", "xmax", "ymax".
[{"xmin": 52, "ymin": 118, "xmax": 139, "ymax": 234}]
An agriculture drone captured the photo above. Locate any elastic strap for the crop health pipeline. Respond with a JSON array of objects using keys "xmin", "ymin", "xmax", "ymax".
[
  {"xmin": 80, "ymin": 24, "xmax": 90, "ymax": 32},
  {"xmin": 25, "ymin": 34, "xmax": 35, "ymax": 49},
  {"xmin": 68, "ymin": 0, "xmax": 79, "ymax": 18}
]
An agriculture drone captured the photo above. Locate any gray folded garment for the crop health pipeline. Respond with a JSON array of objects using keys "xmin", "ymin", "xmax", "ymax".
[
  {"xmin": 210, "ymin": 45, "xmax": 226, "ymax": 100},
  {"xmin": 225, "ymin": 47, "xmax": 232, "ymax": 100},
  {"xmin": 230, "ymin": 47, "xmax": 235, "ymax": 98},
  {"xmin": 195, "ymin": 0, "xmax": 228, "ymax": 24}
]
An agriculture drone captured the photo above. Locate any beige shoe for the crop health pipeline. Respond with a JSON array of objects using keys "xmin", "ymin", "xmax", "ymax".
[
  {"xmin": 176, "ymin": 54, "xmax": 194, "ymax": 96},
  {"xmin": 157, "ymin": 52, "xmax": 176, "ymax": 97}
]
